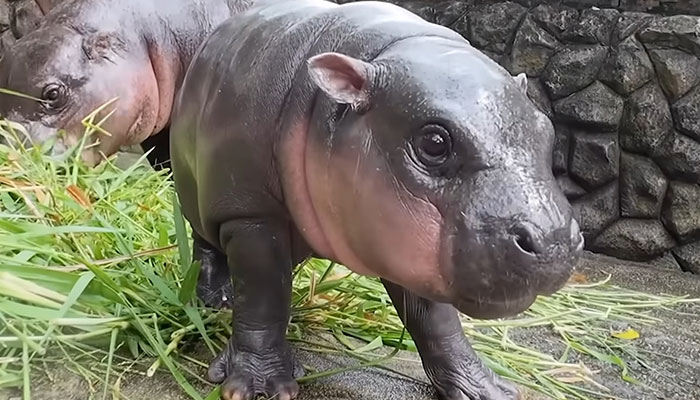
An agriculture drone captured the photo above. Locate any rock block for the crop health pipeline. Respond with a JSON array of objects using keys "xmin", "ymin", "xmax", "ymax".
[
  {"xmin": 639, "ymin": 15, "xmax": 700, "ymax": 57},
  {"xmin": 672, "ymin": 241, "xmax": 700, "ymax": 274},
  {"xmin": 557, "ymin": 175, "xmax": 587, "ymax": 199},
  {"xmin": 562, "ymin": 8, "xmax": 620, "ymax": 45},
  {"xmin": 526, "ymin": 78, "xmax": 553, "ymax": 118},
  {"xmin": 530, "ymin": 3, "xmax": 579, "ymax": 39},
  {"xmin": 592, "ymin": 219, "xmax": 676, "ymax": 261},
  {"xmin": 509, "ymin": 15, "xmax": 560, "ymax": 76},
  {"xmin": 649, "ymin": 49, "xmax": 700, "ymax": 101},
  {"xmin": 553, "ymin": 81, "xmax": 624, "ymax": 130},
  {"xmin": 569, "ymin": 132, "xmax": 619, "ymax": 190},
  {"xmin": 598, "ymin": 35, "xmax": 654, "ymax": 96},
  {"xmin": 620, "ymin": 152, "xmax": 668, "ymax": 218},
  {"xmin": 662, "ymin": 182, "xmax": 700, "ymax": 243},
  {"xmin": 467, "ymin": 1, "xmax": 527, "ymax": 53},
  {"xmin": 571, "ymin": 182, "xmax": 619, "ymax": 240},
  {"xmin": 552, "ymin": 125, "xmax": 570, "ymax": 175},
  {"xmin": 671, "ymin": 85, "xmax": 700, "ymax": 141},
  {"xmin": 654, "ymin": 131, "xmax": 700, "ymax": 183},
  {"xmin": 620, "ymin": 82, "xmax": 674, "ymax": 155},
  {"xmin": 542, "ymin": 44, "xmax": 608, "ymax": 98}
]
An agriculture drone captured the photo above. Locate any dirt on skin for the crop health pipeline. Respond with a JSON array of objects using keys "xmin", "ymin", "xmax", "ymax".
[{"xmin": 1, "ymin": 253, "xmax": 699, "ymax": 400}]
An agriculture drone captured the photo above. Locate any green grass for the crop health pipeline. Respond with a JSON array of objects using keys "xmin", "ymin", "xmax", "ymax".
[{"xmin": 0, "ymin": 119, "xmax": 697, "ymax": 400}]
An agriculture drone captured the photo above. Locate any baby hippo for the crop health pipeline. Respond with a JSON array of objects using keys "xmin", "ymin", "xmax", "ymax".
[
  {"xmin": 169, "ymin": 0, "xmax": 585, "ymax": 399},
  {"xmin": 0, "ymin": 0, "xmax": 252, "ymax": 169}
]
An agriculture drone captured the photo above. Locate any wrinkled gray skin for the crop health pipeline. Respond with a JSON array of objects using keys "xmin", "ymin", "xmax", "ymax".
[
  {"xmin": 0, "ymin": 0, "xmax": 254, "ymax": 308},
  {"xmin": 170, "ymin": 0, "xmax": 585, "ymax": 399}
]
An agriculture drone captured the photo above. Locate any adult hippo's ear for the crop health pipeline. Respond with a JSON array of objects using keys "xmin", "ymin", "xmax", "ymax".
[
  {"xmin": 307, "ymin": 52, "xmax": 374, "ymax": 114},
  {"xmin": 513, "ymin": 73, "xmax": 528, "ymax": 94},
  {"xmin": 82, "ymin": 32, "xmax": 126, "ymax": 62}
]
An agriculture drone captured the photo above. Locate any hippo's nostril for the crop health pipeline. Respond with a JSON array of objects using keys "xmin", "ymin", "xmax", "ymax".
[{"xmin": 512, "ymin": 225, "xmax": 539, "ymax": 255}]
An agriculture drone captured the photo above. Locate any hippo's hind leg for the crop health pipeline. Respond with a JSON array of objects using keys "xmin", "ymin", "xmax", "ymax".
[
  {"xmin": 208, "ymin": 218, "xmax": 302, "ymax": 400},
  {"xmin": 193, "ymin": 231, "xmax": 234, "ymax": 309},
  {"xmin": 140, "ymin": 129, "xmax": 234, "ymax": 309},
  {"xmin": 381, "ymin": 280, "xmax": 520, "ymax": 400}
]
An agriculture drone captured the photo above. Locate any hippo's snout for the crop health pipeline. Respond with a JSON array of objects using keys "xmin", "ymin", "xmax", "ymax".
[
  {"xmin": 450, "ymin": 210, "xmax": 584, "ymax": 320},
  {"xmin": 508, "ymin": 217, "xmax": 584, "ymax": 295},
  {"xmin": 0, "ymin": 117, "xmax": 64, "ymax": 152}
]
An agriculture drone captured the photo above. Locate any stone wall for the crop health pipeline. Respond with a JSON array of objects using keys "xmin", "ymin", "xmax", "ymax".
[
  {"xmin": 2, "ymin": 0, "xmax": 700, "ymax": 272},
  {"xmin": 511, "ymin": 0, "xmax": 699, "ymax": 16}
]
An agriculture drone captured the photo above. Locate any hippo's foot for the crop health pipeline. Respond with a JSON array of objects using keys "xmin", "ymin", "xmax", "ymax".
[
  {"xmin": 192, "ymin": 231, "xmax": 234, "ymax": 309},
  {"xmin": 424, "ymin": 353, "xmax": 520, "ymax": 400},
  {"xmin": 380, "ymin": 279, "xmax": 519, "ymax": 400},
  {"xmin": 207, "ymin": 335, "xmax": 303, "ymax": 400}
]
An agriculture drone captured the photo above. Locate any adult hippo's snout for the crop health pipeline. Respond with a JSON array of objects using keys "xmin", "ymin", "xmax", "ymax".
[{"xmin": 0, "ymin": 110, "xmax": 73, "ymax": 158}]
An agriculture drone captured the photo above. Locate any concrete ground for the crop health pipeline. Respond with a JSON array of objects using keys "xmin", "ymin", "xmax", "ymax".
[{"xmin": 1, "ymin": 251, "xmax": 699, "ymax": 400}]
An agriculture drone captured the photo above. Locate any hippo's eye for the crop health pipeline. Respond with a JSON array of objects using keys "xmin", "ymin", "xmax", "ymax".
[
  {"xmin": 45, "ymin": 88, "xmax": 60, "ymax": 101},
  {"xmin": 413, "ymin": 124, "xmax": 452, "ymax": 167},
  {"xmin": 40, "ymin": 83, "xmax": 68, "ymax": 110}
]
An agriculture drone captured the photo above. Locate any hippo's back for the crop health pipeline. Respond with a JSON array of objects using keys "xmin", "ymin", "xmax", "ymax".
[{"xmin": 170, "ymin": 0, "xmax": 465, "ymax": 244}]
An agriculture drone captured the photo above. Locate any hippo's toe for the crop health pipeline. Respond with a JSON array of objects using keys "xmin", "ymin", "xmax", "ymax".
[
  {"xmin": 426, "ymin": 357, "xmax": 521, "ymax": 400},
  {"xmin": 208, "ymin": 336, "xmax": 302, "ymax": 400},
  {"xmin": 220, "ymin": 372, "xmax": 299, "ymax": 400}
]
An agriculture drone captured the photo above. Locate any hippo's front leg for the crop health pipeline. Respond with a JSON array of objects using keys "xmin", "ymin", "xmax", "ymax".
[
  {"xmin": 207, "ymin": 219, "xmax": 301, "ymax": 400},
  {"xmin": 381, "ymin": 280, "xmax": 520, "ymax": 400}
]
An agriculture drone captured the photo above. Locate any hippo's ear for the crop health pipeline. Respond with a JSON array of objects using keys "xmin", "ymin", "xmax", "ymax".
[
  {"xmin": 513, "ymin": 73, "xmax": 528, "ymax": 94},
  {"xmin": 82, "ymin": 32, "xmax": 126, "ymax": 62},
  {"xmin": 307, "ymin": 52, "xmax": 374, "ymax": 112}
]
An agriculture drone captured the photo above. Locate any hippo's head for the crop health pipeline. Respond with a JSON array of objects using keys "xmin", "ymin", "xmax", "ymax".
[
  {"xmin": 302, "ymin": 37, "xmax": 584, "ymax": 319},
  {"xmin": 0, "ymin": 25, "xmax": 161, "ymax": 165}
]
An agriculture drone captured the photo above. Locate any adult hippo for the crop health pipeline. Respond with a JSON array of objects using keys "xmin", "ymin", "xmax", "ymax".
[
  {"xmin": 0, "ymin": 0, "xmax": 254, "ymax": 168},
  {"xmin": 0, "ymin": 0, "xmax": 256, "ymax": 308},
  {"xmin": 169, "ymin": 0, "xmax": 585, "ymax": 399}
]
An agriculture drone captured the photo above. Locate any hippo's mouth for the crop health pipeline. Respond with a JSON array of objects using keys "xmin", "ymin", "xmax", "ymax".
[
  {"xmin": 454, "ymin": 268, "xmax": 578, "ymax": 320},
  {"xmin": 454, "ymin": 292, "xmax": 540, "ymax": 320}
]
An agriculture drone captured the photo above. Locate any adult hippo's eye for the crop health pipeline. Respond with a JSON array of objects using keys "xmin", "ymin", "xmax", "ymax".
[
  {"xmin": 413, "ymin": 124, "xmax": 452, "ymax": 168},
  {"xmin": 40, "ymin": 83, "xmax": 68, "ymax": 110}
]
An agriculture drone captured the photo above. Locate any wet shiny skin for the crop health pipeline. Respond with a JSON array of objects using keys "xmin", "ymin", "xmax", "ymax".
[
  {"xmin": 0, "ymin": 0, "xmax": 250, "ymax": 166},
  {"xmin": 170, "ymin": 0, "xmax": 584, "ymax": 399}
]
